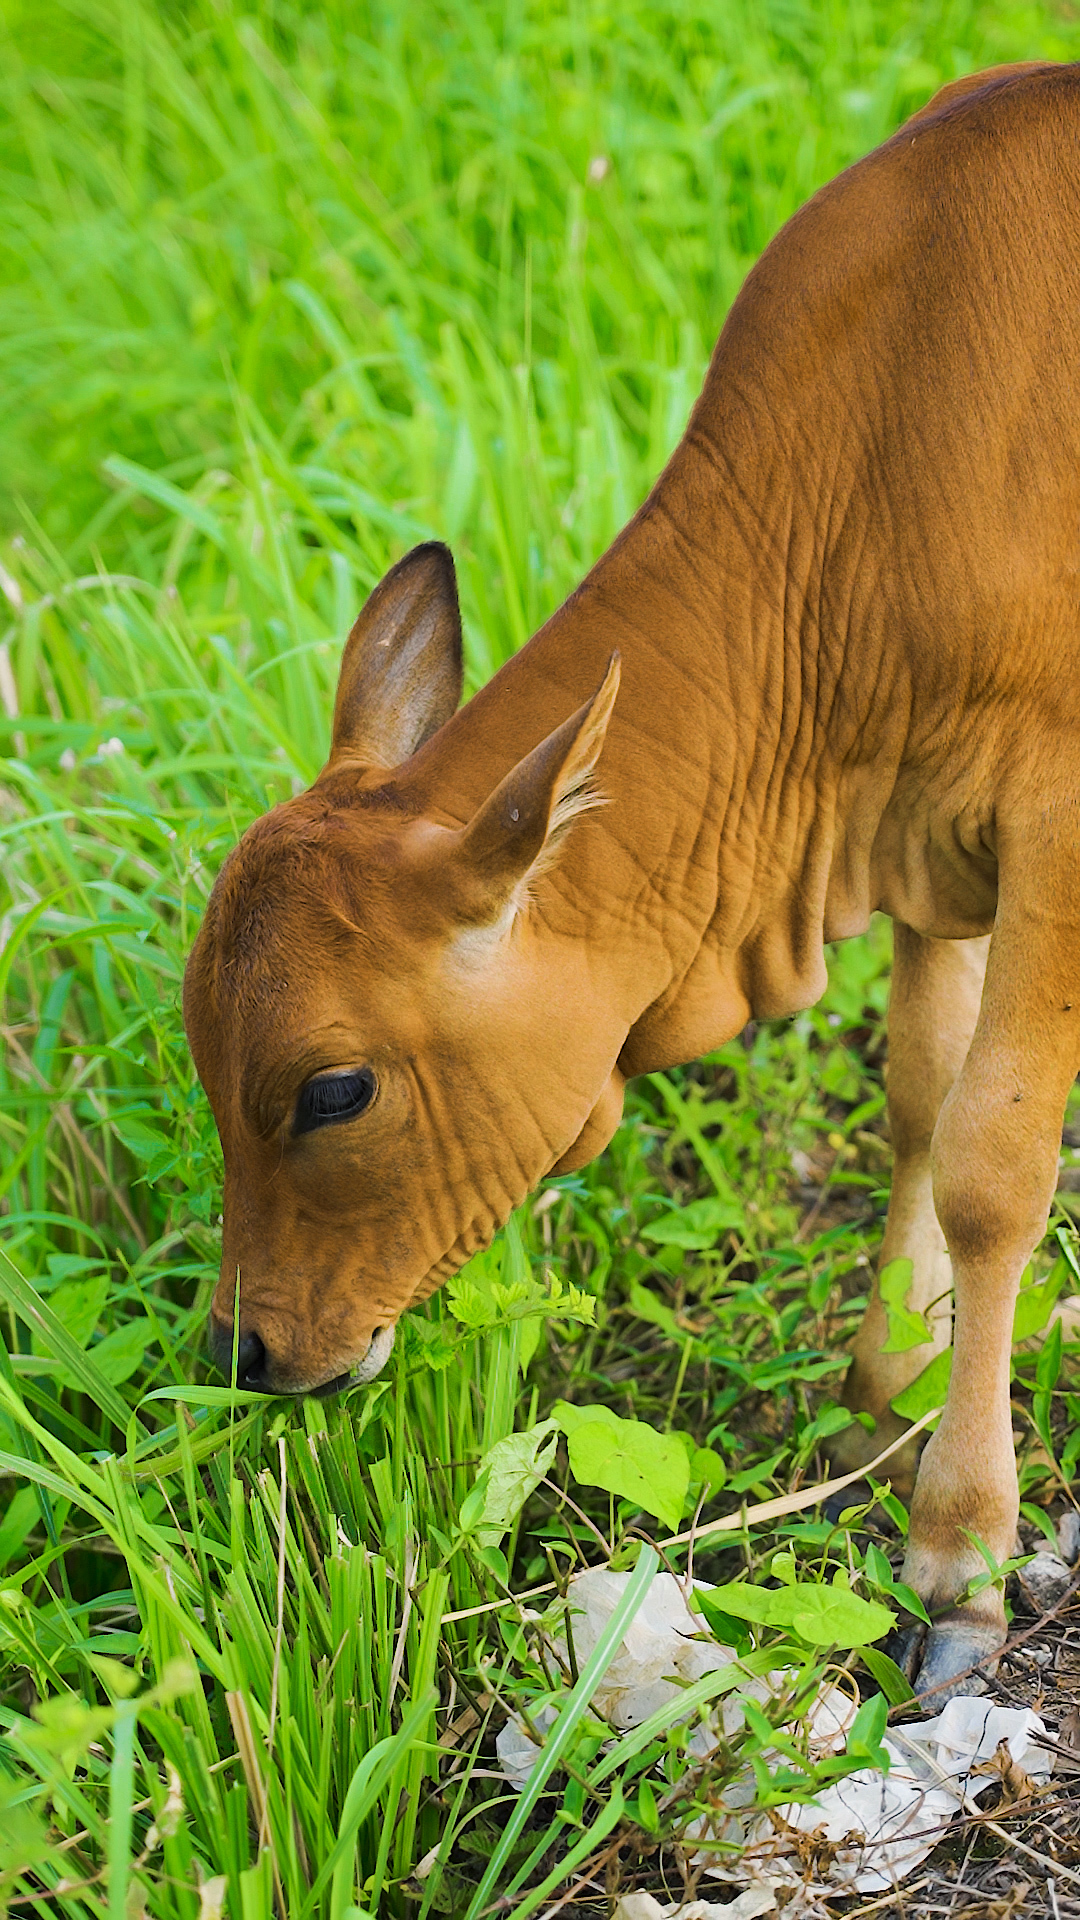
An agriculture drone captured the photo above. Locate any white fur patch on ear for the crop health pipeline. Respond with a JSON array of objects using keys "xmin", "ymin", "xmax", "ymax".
[
  {"xmin": 450, "ymin": 652, "xmax": 621, "ymax": 930},
  {"xmin": 446, "ymin": 790, "xmax": 606, "ymax": 961},
  {"xmin": 550, "ymin": 766, "xmax": 609, "ymax": 841},
  {"xmin": 512, "ymin": 772, "xmax": 610, "ymax": 899}
]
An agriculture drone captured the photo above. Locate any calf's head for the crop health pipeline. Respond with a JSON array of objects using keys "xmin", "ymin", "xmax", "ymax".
[{"xmin": 183, "ymin": 544, "xmax": 622, "ymax": 1394}]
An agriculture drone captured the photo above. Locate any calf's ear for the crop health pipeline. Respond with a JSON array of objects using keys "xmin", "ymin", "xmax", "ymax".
[
  {"xmin": 331, "ymin": 543, "xmax": 463, "ymax": 767},
  {"xmin": 452, "ymin": 654, "xmax": 620, "ymax": 921}
]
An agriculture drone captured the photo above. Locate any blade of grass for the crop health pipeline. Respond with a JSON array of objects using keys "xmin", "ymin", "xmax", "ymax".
[{"xmin": 462, "ymin": 1543, "xmax": 659, "ymax": 1920}]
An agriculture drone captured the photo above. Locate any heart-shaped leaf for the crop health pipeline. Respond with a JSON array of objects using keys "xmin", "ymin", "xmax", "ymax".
[
  {"xmin": 703, "ymin": 1575, "xmax": 895, "ymax": 1647},
  {"xmin": 552, "ymin": 1402, "xmax": 690, "ymax": 1530}
]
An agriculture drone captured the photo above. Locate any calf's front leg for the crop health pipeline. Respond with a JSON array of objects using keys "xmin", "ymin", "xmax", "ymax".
[
  {"xmin": 833, "ymin": 925, "xmax": 988, "ymax": 1495},
  {"xmin": 896, "ymin": 891, "xmax": 1080, "ymax": 1696}
]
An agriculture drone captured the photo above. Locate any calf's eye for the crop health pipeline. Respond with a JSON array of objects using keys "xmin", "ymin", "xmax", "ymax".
[{"xmin": 295, "ymin": 1067, "xmax": 377, "ymax": 1135}]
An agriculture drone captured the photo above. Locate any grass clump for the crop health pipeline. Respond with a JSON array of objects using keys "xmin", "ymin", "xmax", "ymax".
[{"xmin": 3, "ymin": 2, "xmax": 1080, "ymax": 1914}]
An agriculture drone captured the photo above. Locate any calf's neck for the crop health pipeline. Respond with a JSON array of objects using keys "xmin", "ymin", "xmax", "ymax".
[{"xmin": 184, "ymin": 63, "xmax": 1080, "ymax": 1694}]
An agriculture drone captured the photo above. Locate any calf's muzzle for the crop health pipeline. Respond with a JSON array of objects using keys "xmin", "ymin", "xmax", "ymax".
[{"xmin": 208, "ymin": 1311, "xmax": 398, "ymax": 1397}]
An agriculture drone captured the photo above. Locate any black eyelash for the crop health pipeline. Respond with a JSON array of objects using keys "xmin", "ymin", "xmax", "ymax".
[{"xmin": 294, "ymin": 1068, "xmax": 377, "ymax": 1135}]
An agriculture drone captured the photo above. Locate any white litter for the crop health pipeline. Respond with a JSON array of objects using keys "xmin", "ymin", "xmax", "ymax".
[
  {"xmin": 548, "ymin": 1569, "xmax": 739, "ymax": 1735},
  {"xmin": 495, "ymin": 1702, "xmax": 559, "ymax": 1792},
  {"xmin": 757, "ymin": 1696, "xmax": 1055, "ymax": 1893},
  {"xmin": 538, "ymin": 1567, "xmax": 856, "ymax": 1755},
  {"xmin": 896, "ymin": 1694, "xmax": 1053, "ymax": 1788},
  {"xmin": 497, "ymin": 1567, "xmax": 1058, "ymax": 1900},
  {"xmin": 613, "ymin": 1887, "xmax": 778, "ymax": 1919},
  {"xmin": 762, "ymin": 1748, "xmax": 958, "ymax": 1893}
]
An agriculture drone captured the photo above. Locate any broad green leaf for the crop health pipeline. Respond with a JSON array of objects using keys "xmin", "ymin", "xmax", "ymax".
[
  {"xmin": 862, "ymin": 1542, "xmax": 891, "ymax": 1586},
  {"xmin": 1055, "ymin": 1223, "xmax": 1080, "ymax": 1286},
  {"xmin": 774, "ymin": 1580, "xmax": 896, "ymax": 1648},
  {"xmin": 727, "ymin": 1445, "xmax": 788, "ymax": 1494},
  {"xmin": 633, "ymin": 1778, "xmax": 659, "ymax": 1833},
  {"xmin": 551, "ymin": 1400, "xmax": 605, "ymax": 1439},
  {"xmin": 92, "ymin": 1320, "xmax": 150, "ymax": 1386},
  {"xmin": 0, "ymin": 1788, "xmax": 51, "ymax": 1877},
  {"xmin": 42, "ymin": 1253, "xmax": 103, "ymax": 1289},
  {"xmin": 445, "ymin": 1276, "xmax": 500, "ymax": 1330},
  {"xmin": 628, "ymin": 1280, "xmax": 681, "ymax": 1338},
  {"xmin": 844, "ymin": 1690, "xmax": 890, "ymax": 1764},
  {"xmin": 797, "ymin": 1404, "xmax": 855, "ymax": 1454},
  {"xmin": 879, "ymin": 1259, "xmax": 933, "ymax": 1353},
  {"xmin": 890, "ymin": 1346, "xmax": 952, "ymax": 1421},
  {"xmin": 88, "ymin": 1654, "xmax": 139, "ymax": 1699},
  {"xmin": 860, "ymin": 1546, "xmax": 928, "ymax": 1627},
  {"xmin": 518, "ymin": 1312, "xmax": 543, "ymax": 1376},
  {"xmin": 640, "ymin": 1196, "xmax": 744, "ymax": 1250},
  {"xmin": 1036, "ymin": 1316, "xmax": 1064, "ymax": 1393},
  {"xmin": 112, "ymin": 1116, "xmax": 175, "ymax": 1179},
  {"xmin": 401, "ymin": 1315, "xmax": 457, "ymax": 1370},
  {"xmin": 1020, "ymin": 1500, "xmax": 1060, "ymax": 1548},
  {"xmin": 33, "ymin": 1275, "xmax": 108, "ymax": 1352},
  {"xmin": 447, "ymin": 1241, "xmax": 594, "ymax": 1331},
  {"xmin": 692, "ymin": 1586, "xmax": 753, "ymax": 1653},
  {"xmin": 477, "ymin": 1544, "xmax": 509, "ymax": 1583},
  {"xmin": 459, "ymin": 1421, "xmax": 558, "ymax": 1543},
  {"xmin": 1013, "ymin": 1265, "xmax": 1067, "ymax": 1341},
  {"xmin": 0, "ymin": 1244, "xmax": 138, "ymax": 1436},
  {"xmin": 447, "ymin": 1244, "xmax": 514, "ymax": 1328},
  {"xmin": 1034, "ymin": 1318, "xmax": 1063, "ymax": 1458},
  {"xmin": 689, "ymin": 1446, "xmax": 726, "ymax": 1495},
  {"xmin": 703, "ymin": 1575, "xmax": 895, "ymax": 1647},
  {"xmin": 552, "ymin": 1403, "xmax": 689, "ymax": 1530},
  {"xmin": 0, "ymin": 1485, "xmax": 39, "ymax": 1571}
]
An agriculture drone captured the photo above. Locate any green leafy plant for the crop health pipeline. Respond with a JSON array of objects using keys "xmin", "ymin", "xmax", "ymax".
[
  {"xmin": 695, "ymin": 1573, "xmax": 895, "ymax": 1650},
  {"xmin": 2, "ymin": 2, "xmax": 1079, "ymax": 1913}
]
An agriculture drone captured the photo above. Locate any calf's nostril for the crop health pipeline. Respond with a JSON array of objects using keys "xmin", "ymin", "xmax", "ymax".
[
  {"xmin": 234, "ymin": 1328, "xmax": 267, "ymax": 1389},
  {"xmin": 208, "ymin": 1316, "xmax": 268, "ymax": 1390}
]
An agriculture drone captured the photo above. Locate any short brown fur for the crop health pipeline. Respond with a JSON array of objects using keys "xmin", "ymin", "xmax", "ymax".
[{"xmin": 185, "ymin": 64, "xmax": 1080, "ymax": 1692}]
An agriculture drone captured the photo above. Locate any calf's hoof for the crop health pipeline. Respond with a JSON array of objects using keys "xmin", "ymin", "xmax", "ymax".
[{"xmin": 887, "ymin": 1613, "xmax": 1004, "ymax": 1705}]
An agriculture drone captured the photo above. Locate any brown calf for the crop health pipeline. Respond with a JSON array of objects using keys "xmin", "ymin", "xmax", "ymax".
[{"xmin": 184, "ymin": 63, "xmax": 1080, "ymax": 1695}]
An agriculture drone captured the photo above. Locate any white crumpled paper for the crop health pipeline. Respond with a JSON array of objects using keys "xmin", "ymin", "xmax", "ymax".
[
  {"xmin": 613, "ymin": 1887, "xmax": 778, "ymax": 1919},
  {"xmin": 496, "ymin": 1702, "xmax": 560, "ymax": 1792},
  {"xmin": 497, "ymin": 1567, "xmax": 1057, "ymax": 1899},
  {"xmin": 547, "ymin": 1569, "xmax": 742, "ymax": 1743},
  {"xmin": 495, "ymin": 1568, "xmax": 855, "ymax": 1783},
  {"xmin": 756, "ymin": 1695, "xmax": 1055, "ymax": 1893}
]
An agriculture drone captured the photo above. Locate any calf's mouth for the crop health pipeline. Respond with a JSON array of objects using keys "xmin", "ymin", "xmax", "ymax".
[{"xmin": 311, "ymin": 1322, "xmax": 397, "ymax": 1398}]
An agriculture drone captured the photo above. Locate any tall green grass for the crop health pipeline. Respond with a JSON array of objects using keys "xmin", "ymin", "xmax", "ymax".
[{"xmin": 3, "ymin": 1, "xmax": 1080, "ymax": 1913}]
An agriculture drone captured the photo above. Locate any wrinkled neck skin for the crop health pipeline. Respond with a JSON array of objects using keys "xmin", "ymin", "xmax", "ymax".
[
  {"xmin": 399, "ymin": 91, "xmax": 1056, "ymax": 1151},
  {"xmin": 403, "ymin": 440, "xmax": 907, "ymax": 1142}
]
